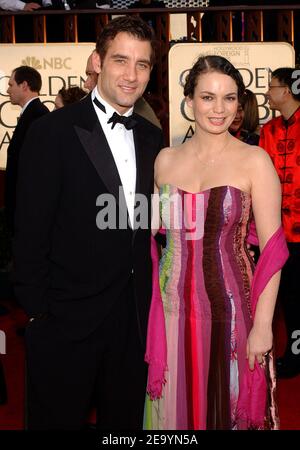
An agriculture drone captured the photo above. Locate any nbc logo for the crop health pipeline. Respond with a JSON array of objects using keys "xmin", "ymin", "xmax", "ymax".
[{"xmin": 21, "ymin": 56, "xmax": 42, "ymax": 70}]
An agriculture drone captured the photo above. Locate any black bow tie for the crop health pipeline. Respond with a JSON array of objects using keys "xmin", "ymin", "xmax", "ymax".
[
  {"xmin": 107, "ymin": 112, "xmax": 137, "ymax": 130},
  {"xmin": 93, "ymin": 97, "xmax": 136, "ymax": 130}
]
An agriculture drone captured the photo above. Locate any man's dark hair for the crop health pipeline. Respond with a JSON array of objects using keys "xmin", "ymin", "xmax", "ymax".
[
  {"xmin": 272, "ymin": 67, "xmax": 300, "ymax": 101},
  {"xmin": 184, "ymin": 55, "xmax": 245, "ymax": 100},
  {"xmin": 13, "ymin": 66, "xmax": 42, "ymax": 93},
  {"xmin": 96, "ymin": 15, "xmax": 156, "ymax": 67}
]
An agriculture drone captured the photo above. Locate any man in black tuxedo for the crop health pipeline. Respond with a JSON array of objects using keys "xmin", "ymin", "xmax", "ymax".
[
  {"xmin": 5, "ymin": 66, "xmax": 49, "ymax": 234},
  {"xmin": 14, "ymin": 16, "xmax": 163, "ymax": 430}
]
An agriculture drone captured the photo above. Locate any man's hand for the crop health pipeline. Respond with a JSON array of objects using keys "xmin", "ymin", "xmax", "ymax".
[{"xmin": 23, "ymin": 3, "xmax": 41, "ymax": 11}]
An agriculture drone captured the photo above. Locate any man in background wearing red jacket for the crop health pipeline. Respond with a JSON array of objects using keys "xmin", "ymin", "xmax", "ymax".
[{"xmin": 260, "ymin": 67, "xmax": 300, "ymax": 378}]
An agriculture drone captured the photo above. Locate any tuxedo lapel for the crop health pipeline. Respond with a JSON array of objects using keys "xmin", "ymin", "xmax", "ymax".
[
  {"xmin": 74, "ymin": 122, "xmax": 123, "ymax": 202},
  {"xmin": 74, "ymin": 95, "xmax": 125, "ymax": 210},
  {"xmin": 74, "ymin": 99, "xmax": 154, "ymax": 232}
]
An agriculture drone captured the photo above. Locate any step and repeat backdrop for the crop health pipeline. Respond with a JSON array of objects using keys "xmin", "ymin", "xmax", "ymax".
[
  {"xmin": 169, "ymin": 42, "xmax": 295, "ymax": 146},
  {"xmin": 0, "ymin": 43, "xmax": 94, "ymax": 169},
  {"xmin": 0, "ymin": 39, "xmax": 296, "ymax": 169}
]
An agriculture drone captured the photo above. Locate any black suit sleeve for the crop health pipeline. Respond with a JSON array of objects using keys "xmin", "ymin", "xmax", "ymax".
[
  {"xmin": 4, "ymin": 100, "xmax": 49, "ymax": 232},
  {"xmin": 13, "ymin": 115, "xmax": 62, "ymax": 316}
]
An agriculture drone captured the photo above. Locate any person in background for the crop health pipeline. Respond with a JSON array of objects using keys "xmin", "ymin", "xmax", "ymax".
[
  {"xmin": 0, "ymin": 0, "xmax": 98, "ymax": 11},
  {"xmin": 230, "ymin": 89, "xmax": 261, "ymax": 263},
  {"xmin": 260, "ymin": 67, "xmax": 300, "ymax": 379},
  {"xmin": 84, "ymin": 53, "xmax": 99, "ymax": 93},
  {"xmin": 0, "ymin": 0, "xmax": 52, "ymax": 11},
  {"xmin": 84, "ymin": 50, "xmax": 162, "ymax": 128},
  {"xmin": 76, "ymin": 0, "xmax": 113, "ymax": 7},
  {"xmin": 54, "ymin": 86, "xmax": 86, "ymax": 109},
  {"xmin": 4, "ymin": 65, "xmax": 49, "ymax": 234},
  {"xmin": 143, "ymin": 91, "xmax": 168, "ymax": 128},
  {"xmin": 229, "ymin": 88, "xmax": 260, "ymax": 146}
]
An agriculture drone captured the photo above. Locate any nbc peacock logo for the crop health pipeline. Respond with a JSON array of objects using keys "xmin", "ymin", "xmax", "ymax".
[
  {"xmin": 19, "ymin": 56, "xmax": 72, "ymax": 70},
  {"xmin": 21, "ymin": 56, "xmax": 42, "ymax": 70}
]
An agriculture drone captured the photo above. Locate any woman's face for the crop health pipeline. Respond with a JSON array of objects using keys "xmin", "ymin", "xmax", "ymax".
[
  {"xmin": 229, "ymin": 104, "xmax": 244, "ymax": 133},
  {"xmin": 54, "ymin": 94, "xmax": 64, "ymax": 110},
  {"xmin": 186, "ymin": 71, "xmax": 238, "ymax": 135}
]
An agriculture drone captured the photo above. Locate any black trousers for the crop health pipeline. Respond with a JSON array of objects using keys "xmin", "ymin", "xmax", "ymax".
[
  {"xmin": 25, "ymin": 283, "xmax": 147, "ymax": 430},
  {"xmin": 278, "ymin": 242, "xmax": 300, "ymax": 364}
]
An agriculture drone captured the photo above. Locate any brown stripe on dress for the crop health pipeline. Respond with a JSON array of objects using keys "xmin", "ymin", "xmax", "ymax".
[
  {"xmin": 203, "ymin": 187, "xmax": 231, "ymax": 430},
  {"xmin": 184, "ymin": 235, "xmax": 196, "ymax": 429}
]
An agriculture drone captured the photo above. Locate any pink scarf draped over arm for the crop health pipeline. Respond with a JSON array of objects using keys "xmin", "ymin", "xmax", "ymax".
[
  {"xmin": 237, "ymin": 225, "xmax": 289, "ymax": 429},
  {"xmin": 145, "ymin": 233, "xmax": 167, "ymax": 399}
]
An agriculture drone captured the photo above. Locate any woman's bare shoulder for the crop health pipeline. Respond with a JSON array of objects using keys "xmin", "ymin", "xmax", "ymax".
[
  {"xmin": 155, "ymin": 145, "xmax": 183, "ymax": 168},
  {"xmin": 245, "ymin": 144, "xmax": 273, "ymax": 166},
  {"xmin": 235, "ymin": 140, "xmax": 271, "ymax": 165}
]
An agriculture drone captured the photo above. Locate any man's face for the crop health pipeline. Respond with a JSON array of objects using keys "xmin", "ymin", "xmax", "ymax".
[
  {"xmin": 84, "ymin": 54, "xmax": 98, "ymax": 92},
  {"xmin": 266, "ymin": 76, "xmax": 289, "ymax": 111},
  {"xmin": 7, "ymin": 72, "xmax": 25, "ymax": 106},
  {"xmin": 93, "ymin": 32, "xmax": 152, "ymax": 114}
]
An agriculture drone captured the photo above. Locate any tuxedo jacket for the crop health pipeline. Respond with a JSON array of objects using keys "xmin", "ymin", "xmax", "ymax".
[
  {"xmin": 13, "ymin": 94, "xmax": 164, "ymax": 345},
  {"xmin": 4, "ymin": 98, "xmax": 49, "ymax": 232}
]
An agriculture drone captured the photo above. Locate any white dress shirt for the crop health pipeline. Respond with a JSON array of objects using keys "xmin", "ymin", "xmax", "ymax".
[
  {"xmin": 0, "ymin": 0, "xmax": 52, "ymax": 11},
  {"xmin": 92, "ymin": 87, "xmax": 137, "ymax": 229}
]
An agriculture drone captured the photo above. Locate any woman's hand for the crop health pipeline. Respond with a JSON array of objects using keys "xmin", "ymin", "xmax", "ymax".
[
  {"xmin": 246, "ymin": 243, "xmax": 256, "ymax": 262},
  {"xmin": 246, "ymin": 324, "xmax": 273, "ymax": 370}
]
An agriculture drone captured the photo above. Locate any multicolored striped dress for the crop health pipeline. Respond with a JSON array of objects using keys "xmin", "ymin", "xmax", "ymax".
[{"xmin": 144, "ymin": 183, "xmax": 277, "ymax": 430}]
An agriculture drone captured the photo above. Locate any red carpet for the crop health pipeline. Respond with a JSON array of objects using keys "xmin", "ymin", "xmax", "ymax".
[
  {"xmin": 0, "ymin": 300, "xmax": 27, "ymax": 429},
  {"xmin": 273, "ymin": 308, "xmax": 300, "ymax": 430},
  {"xmin": 0, "ymin": 300, "xmax": 299, "ymax": 430}
]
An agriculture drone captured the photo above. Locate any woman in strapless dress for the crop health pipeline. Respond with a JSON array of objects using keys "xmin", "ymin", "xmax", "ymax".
[{"xmin": 145, "ymin": 55, "xmax": 287, "ymax": 430}]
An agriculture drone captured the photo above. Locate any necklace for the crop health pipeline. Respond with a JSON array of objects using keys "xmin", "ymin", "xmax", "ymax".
[{"xmin": 197, "ymin": 138, "xmax": 229, "ymax": 167}]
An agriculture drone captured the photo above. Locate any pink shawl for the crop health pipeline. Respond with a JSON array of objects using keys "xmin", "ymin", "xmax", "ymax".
[
  {"xmin": 145, "ymin": 226, "xmax": 288, "ymax": 427},
  {"xmin": 236, "ymin": 225, "xmax": 288, "ymax": 429},
  {"xmin": 144, "ymin": 234, "xmax": 167, "ymax": 399}
]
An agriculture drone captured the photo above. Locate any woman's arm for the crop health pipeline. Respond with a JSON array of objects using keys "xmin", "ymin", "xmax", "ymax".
[
  {"xmin": 151, "ymin": 148, "xmax": 174, "ymax": 235},
  {"xmin": 247, "ymin": 147, "xmax": 282, "ymax": 370},
  {"xmin": 151, "ymin": 181, "xmax": 160, "ymax": 236}
]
